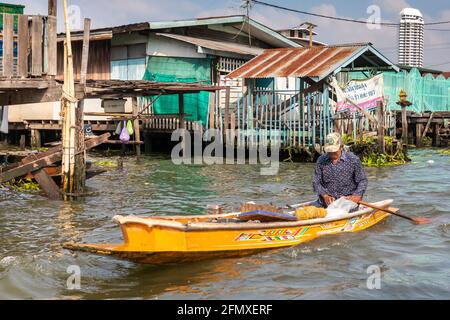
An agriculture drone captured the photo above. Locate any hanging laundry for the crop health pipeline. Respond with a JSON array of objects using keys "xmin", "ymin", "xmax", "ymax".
[
  {"xmin": 119, "ymin": 121, "xmax": 130, "ymax": 142},
  {"xmin": 126, "ymin": 120, "xmax": 134, "ymax": 136},
  {"xmin": 115, "ymin": 121, "xmax": 123, "ymax": 136}
]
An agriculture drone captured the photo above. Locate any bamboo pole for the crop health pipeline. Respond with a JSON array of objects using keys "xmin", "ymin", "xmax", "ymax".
[{"xmin": 61, "ymin": 0, "xmax": 77, "ymax": 199}]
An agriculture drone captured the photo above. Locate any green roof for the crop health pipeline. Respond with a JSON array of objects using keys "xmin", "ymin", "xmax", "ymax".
[{"xmin": 0, "ymin": 2, "xmax": 25, "ymax": 14}]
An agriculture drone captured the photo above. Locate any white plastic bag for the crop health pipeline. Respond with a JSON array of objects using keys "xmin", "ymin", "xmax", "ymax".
[{"xmin": 326, "ymin": 197, "xmax": 358, "ymax": 217}]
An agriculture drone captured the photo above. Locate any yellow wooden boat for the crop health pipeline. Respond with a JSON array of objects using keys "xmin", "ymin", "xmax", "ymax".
[{"xmin": 63, "ymin": 200, "xmax": 395, "ymax": 264}]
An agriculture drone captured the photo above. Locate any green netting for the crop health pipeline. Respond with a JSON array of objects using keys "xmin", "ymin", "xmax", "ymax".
[
  {"xmin": 143, "ymin": 56, "xmax": 212, "ymax": 125},
  {"xmin": 348, "ymin": 68, "xmax": 450, "ymax": 113}
]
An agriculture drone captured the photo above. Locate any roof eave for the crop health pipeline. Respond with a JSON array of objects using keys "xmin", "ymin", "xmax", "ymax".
[
  {"xmin": 331, "ymin": 45, "xmax": 399, "ymax": 79},
  {"xmin": 247, "ymin": 19, "xmax": 301, "ymax": 48},
  {"xmin": 149, "ymin": 16, "xmax": 246, "ymax": 30}
]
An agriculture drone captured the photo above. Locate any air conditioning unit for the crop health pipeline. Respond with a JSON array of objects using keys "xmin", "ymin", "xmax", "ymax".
[{"xmin": 101, "ymin": 99, "xmax": 127, "ymax": 113}]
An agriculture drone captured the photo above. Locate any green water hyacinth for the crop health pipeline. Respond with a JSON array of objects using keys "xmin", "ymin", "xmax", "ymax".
[{"xmin": 5, "ymin": 178, "xmax": 41, "ymax": 192}]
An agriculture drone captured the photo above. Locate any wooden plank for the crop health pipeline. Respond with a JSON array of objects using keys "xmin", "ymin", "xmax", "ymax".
[
  {"xmin": 33, "ymin": 168, "xmax": 62, "ymax": 200},
  {"xmin": 0, "ymin": 133, "xmax": 110, "ymax": 183},
  {"xmin": 3, "ymin": 14, "xmax": 15, "ymax": 78},
  {"xmin": 422, "ymin": 113, "xmax": 434, "ymax": 138},
  {"xmin": 31, "ymin": 16, "xmax": 43, "ymax": 76},
  {"xmin": 47, "ymin": 16, "xmax": 58, "ymax": 76},
  {"xmin": 106, "ymin": 140, "xmax": 144, "ymax": 145},
  {"xmin": 18, "ymin": 15, "xmax": 30, "ymax": 78},
  {"xmin": 0, "ymin": 83, "xmax": 85, "ymax": 106},
  {"xmin": 80, "ymin": 18, "xmax": 91, "ymax": 84}
]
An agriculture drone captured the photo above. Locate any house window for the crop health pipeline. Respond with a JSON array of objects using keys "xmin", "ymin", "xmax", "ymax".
[
  {"xmin": 111, "ymin": 43, "xmax": 147, "ymax": 80},
  {"xmin": 218, "ymin": 57, "xmax": 246, "ymax": 73}
]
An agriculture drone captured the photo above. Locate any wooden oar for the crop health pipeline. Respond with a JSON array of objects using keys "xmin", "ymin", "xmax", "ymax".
[{"xmin": 358, "ymin": 201, "xmax": 431, "ymax": 225}]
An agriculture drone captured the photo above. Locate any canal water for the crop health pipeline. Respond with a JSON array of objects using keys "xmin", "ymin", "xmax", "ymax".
[{"xmin": 0, "ymin": 148, "xmax": 449, "ymax": 299}]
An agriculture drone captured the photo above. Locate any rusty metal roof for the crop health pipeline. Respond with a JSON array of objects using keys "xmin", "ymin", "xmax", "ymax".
[{"xmin": 227, "ymin": 43, "xmax": 398, "ymax": 81}]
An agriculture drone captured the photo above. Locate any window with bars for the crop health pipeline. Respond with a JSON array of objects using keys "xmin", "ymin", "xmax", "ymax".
[{"xmin": 217, "ymin": 57, "xmax": 247, "ymax": 73}]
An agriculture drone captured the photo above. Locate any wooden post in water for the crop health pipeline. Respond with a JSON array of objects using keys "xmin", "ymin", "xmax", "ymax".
[
  {"xmin": 178, "ymin": 93, "xmax": 187, "ymax": 157},
  {"xmin": 19, "ymin": 135, "xmax": 26, "ymax": 150},
  {"xmin": 224, "ymin": 87, "xmax": 231, "ymax": 131},
  {"xmin": 415, "ymin": 123, "xmax": 423, "ymax": 147},
  {"xmin": 61, "ymin": 0, "xmax": 84, "ymax": 199},
  {"xmin": 178, "ymin": 94, "xmax": 185, "ymax": 130},
  {"xmin": 31, "ymin": 130, "xmax": 41, "ymax": 149},
  {"xmin": 401, "ymin": 105, "xmax": 408, "ymax": 145},
  {"xmin": 209, "ymin": 92, "xmax": 216, "ymax": 129},
  {"xmin": 376, "ymin": 101, "xmax": 385, "ymax": 153},
  {"xmin": 132, "ymin": 97, "xmax": 142, "ymax": 157},
  {"xmin": 72, "ymin": 18, "xmax": 91, "ymax": 195}
]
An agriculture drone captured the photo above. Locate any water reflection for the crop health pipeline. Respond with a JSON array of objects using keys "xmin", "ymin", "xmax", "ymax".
[{"xmin": 0, "ymin": 148, "xmax": 449, "ymax": 299}]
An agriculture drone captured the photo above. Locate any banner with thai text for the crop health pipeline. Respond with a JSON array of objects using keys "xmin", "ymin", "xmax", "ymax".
[{"xmin": 332, "ymin": 74, "xmax": 384, "ymax": 113}]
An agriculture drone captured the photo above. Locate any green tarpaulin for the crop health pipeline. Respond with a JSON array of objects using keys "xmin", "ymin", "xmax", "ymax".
[
  {"xmin": 348, "ymin": 68, "xmax": 450, "ymax": 113},
  {"xmin": 143, "ymin": 56, "xmax": 212, "ymax": 125}
]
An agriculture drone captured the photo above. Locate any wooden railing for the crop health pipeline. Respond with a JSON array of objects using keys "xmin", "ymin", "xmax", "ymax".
[
  {"xmin": 0, "ymin": 13, "xmax": 57, "ymax": 78},
  {"xmin": 145, "ymin": 115, "xmax": 200, "ymax": 132}
]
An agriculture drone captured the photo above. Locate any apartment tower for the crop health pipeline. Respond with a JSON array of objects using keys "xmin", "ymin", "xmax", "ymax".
[{"xmin": 398, "ymin": 8, "xmax": 424, "ymax": 67}]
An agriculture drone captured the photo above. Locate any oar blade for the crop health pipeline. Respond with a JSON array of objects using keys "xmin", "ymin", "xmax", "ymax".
[{"xmin": 412, "ymin": 217, "xmax": 432, "ymax": 225}]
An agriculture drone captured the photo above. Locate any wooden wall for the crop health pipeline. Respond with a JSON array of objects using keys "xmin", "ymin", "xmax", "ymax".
[{"xmin": 57, "ymin": 39, "xmax": 111, "ymax": 81}]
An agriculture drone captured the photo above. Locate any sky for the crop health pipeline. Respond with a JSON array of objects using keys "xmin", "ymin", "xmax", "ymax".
[{"xmin": 6, "ymin": 0, "xmax": 450, "ymax": 70}]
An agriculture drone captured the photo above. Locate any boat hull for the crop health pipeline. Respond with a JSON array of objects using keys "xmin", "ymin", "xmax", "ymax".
[{"xmin": 64, "ymin": 204, "xmax": 392, "ymax": 265}]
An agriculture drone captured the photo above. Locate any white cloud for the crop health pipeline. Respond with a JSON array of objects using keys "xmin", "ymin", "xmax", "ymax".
[
  {"xmin": 11, "ymin": 0, "xmax": 449, "ymax": 70},
  {"xmin": 374, "ymin": 0, "xmax": 412, "ymax": 15}
]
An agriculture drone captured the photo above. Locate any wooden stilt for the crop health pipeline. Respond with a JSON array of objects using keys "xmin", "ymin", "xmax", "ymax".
[
  {"xmin": 31, "ymin": 129, "xmax": 42, "ymax": 149},
  {"xmin": 376, "ymin": 101, "xmax": 385, "ymax": 153},
  {"xmin": 415, "ymin": 123, "xmax": 423, "ymax": 147},
  {"xmin": 144, "ymin": 130, "xmax": 152, "ymax": 154},
  {"xmin": 224, "ymin": 87, "xmax": 231, "ymax": 130},
  {"xmin": 209, "ymin": 92, "xmax": 216, "ymax": 129},
  {"xmin": 132, "ymin": 97, "xmax": 141, "ymax": 157},
  {"xmin": 73, "ymin": 99, "xmax": 86, "ymax": 193},
  {"xmin": 178, "ymin": 94, "xmax": 185, "ymax": 130},
  {"xmin": 20, "ymin": 135, "xmax": 26, "ymax": 150},
  {"xmin": 401, "ymin": 106, "xmax": 408, "ymax": 145}
]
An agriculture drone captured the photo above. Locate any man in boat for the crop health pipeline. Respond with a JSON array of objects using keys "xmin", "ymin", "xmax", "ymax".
[{"xmin": 312, "ymin": 132, "xmax": 368, "ymax": 208}]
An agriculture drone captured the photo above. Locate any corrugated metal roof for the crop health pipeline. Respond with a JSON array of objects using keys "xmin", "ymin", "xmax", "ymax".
[
  {"xmin": 155, "ymin": 33, "xmax": 264, "ymax": 56},
  {"xmin": 150, "ymin": 15, "xmax": 300, "ymax": 48},
  {"xmin": 227, "ymin": 44, "xmax": 396, "ymax": 80}
]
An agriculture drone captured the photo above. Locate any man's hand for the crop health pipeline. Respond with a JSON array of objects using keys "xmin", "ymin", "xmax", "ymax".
[
  {"xmin": 346, "ymin": 195, "xmax": 362, "ymax": 203},
  {"xmin": 322, "ymin": 195, "xmax": 335, "ymax": 206}
]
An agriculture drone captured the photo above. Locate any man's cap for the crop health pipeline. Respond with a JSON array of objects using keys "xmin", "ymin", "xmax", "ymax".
[{"xmin": 324, "ymin": 132, "xmax": 343, "ymax": 153}]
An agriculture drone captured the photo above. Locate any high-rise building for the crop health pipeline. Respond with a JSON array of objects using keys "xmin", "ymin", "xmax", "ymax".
[{"xmin": 398, "ymin": 8, "xmax": 424, "ymax": 68}]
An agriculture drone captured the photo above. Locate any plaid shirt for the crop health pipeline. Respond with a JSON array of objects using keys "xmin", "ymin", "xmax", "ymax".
[{"xmin": 313, "ymin": 151, "xmax": 368, "ymax": 207}]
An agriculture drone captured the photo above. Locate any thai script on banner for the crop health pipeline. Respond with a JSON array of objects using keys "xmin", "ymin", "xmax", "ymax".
[{"xmin": 332, "ymin": 74, "xmax": 384, "ymax": 113}]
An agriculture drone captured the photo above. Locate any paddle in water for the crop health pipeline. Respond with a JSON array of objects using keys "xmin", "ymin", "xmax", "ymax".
[{"xmin": 358, "ymin": 201, "xmax": 432, "ymax": 225}]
